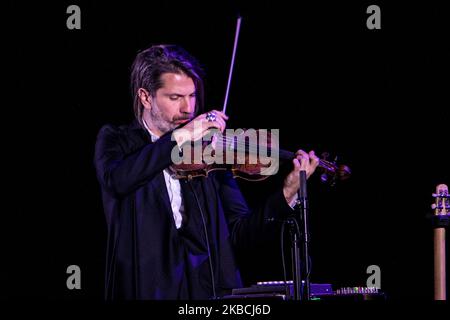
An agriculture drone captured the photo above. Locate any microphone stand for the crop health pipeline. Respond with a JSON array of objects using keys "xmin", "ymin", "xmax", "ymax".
[
  {"xmin": 290, "ymin": 170, "xmax": 310, "ymax": 300},
  {"xmin": 290, "ymin": 217, "xmax": 302, "ymax": 300}
]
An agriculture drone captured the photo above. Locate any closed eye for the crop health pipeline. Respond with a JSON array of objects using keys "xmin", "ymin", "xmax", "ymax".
[
  {"xmin": 168, "ymin": 92, "xmax": 196, "ymax": 101},
  {"xmin": 169, "ymin": 95, "xmax": 182, "ymax": 101}
]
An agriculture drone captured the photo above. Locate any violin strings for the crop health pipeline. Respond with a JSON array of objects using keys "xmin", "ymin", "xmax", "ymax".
[
  {"xmin": 216, "ymin": 136, "xmax": 272, "ymax": 155},
  {"xmin": 216, "ymin": 135, "xmax": 326, "ymax": 161},
  {"xmin": 196, "ymin": 135, "xmax": 336, "ymax": 171}
]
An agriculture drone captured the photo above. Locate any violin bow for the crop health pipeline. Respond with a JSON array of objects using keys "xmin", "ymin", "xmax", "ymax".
[{"xmin": 222, "ymin": 16, "xmax": 242, "ymax": 115}]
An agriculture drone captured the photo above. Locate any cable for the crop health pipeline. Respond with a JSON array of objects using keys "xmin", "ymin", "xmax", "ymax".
[
  {"xmin": 280, "ymin": 220, "xmax": 289, "ymax": 296},
  {"xmin": 278, "ymin": 217, "xmax": 313, "ymax": 299},
  {"xmin": 187, "ymin": 180, "xmax": 217, "ymax": 299}
]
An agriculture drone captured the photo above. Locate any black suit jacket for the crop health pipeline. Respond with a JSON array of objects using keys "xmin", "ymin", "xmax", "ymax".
[{"xmin": 94, "ymin": 120, "xmax": 293, "ymax": 299}]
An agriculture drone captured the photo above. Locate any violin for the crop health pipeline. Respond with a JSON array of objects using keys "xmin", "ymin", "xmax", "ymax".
[
  {"xmin": 169, "ymin": 17, "xmax": 351, "ymax": 185},
  {"xmin": 170, "ymin": 129, "xmax": 351, "ymax": 185}
]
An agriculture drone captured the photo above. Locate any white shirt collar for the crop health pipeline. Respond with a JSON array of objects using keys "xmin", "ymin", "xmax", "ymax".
[{"xmin": 142, "ymin": 118, "xmax": 159, "ymax": 142}]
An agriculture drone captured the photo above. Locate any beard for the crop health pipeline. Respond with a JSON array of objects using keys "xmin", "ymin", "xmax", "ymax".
[{"xmin": 148, "ymin": 102, "xmax": 177, "ymax": 135}]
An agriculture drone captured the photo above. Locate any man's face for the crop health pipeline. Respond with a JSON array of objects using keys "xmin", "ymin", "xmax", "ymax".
[{"xmin": 144, "ymin": 72, "xmax": 196, "ymax": 136}]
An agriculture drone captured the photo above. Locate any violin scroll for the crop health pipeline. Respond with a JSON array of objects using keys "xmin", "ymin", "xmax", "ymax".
[{"xmin": 317, "ymin": 152, "xmax": 351, "ymax": 186}]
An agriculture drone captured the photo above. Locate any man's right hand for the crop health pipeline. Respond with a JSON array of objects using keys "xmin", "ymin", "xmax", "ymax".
[{"xmin": 172, "ymin": 110, "xmax": 228, "ymax": 146}]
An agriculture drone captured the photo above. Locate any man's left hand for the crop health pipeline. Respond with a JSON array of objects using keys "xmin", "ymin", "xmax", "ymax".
[{"xmin": 283, "ymin": 150, "xmax": 319, "ymax": 205}]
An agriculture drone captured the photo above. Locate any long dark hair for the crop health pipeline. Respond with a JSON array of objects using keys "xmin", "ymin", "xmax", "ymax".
[{"xmin": 130, "ymin": 44, "xmax": 205, "ymax": 127}]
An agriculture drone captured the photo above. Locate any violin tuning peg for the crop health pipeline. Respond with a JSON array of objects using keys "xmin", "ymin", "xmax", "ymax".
[{"xmin": 321, "ymin": 152, "xmax": 329, "ymax": 160}]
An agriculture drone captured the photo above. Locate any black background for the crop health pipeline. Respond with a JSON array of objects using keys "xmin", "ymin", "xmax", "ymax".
[{"xmin": 5, "ymin": 0, "xmax": 449, "ymax": 301}]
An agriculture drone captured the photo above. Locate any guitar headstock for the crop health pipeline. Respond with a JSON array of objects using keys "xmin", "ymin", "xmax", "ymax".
[{"xmin": 431, "ymin": 184, "xmax": 449, "ymax": 215}]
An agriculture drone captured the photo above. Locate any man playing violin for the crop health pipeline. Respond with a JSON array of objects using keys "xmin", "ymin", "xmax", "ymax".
[{"xmin": 94, "ymin": 44, "xmax": 319, "ymax": 299}]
